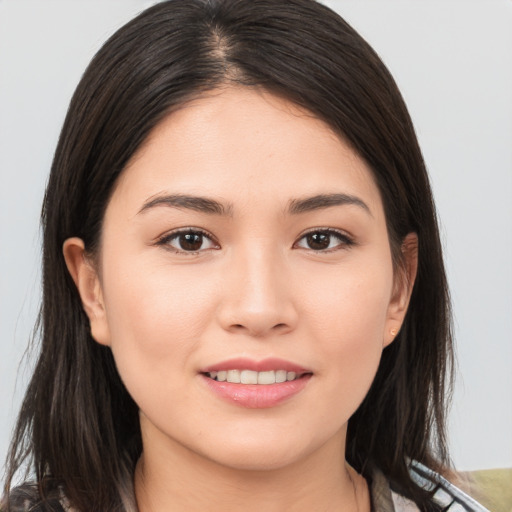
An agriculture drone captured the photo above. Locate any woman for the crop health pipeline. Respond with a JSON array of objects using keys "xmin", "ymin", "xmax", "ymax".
[{"xmin": 1, "ymin": 1, "xmax": 489, "ymax": 511}]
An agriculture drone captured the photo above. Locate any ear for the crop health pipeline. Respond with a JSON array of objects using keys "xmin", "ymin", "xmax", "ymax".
[
  {"xmin": 63, "ymin": 237, "xmax": 111, "ymax": 346},
  {"xmin": 384, "ymin": 232, "xmax": 418, "ymax": 347}
]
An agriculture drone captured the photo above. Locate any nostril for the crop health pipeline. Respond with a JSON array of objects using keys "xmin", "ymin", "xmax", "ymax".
[{"xmin": 227, "ymin": 322, "xmax": 291, "ymax": 336}]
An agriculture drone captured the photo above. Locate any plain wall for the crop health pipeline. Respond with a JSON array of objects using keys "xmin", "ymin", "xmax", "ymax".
[{"xmin": 1, "ymin": 0, "xmax": 511, "ymax": 473}]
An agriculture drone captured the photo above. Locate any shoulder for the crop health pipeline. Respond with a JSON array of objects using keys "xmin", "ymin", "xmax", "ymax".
[
  {"xmin": 1, "ymin": 483, "xmax": 67, "ymax": 512},
  {"xmin": 370, "ymin": 461, "xmax": 491, "ymax": 512}
]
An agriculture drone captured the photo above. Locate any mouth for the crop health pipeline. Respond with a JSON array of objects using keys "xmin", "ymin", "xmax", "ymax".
[
  {"xmin": 200, "ymin": 358, "xmax": 312, "ymax": 408},
  {"xmin": 204, "ymin": 369, "xmax": 308, "ymax": 384}
]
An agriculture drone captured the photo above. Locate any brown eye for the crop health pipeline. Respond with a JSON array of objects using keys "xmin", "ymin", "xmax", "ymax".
[
  {"xmin": 306, "ymin": 232, "xmax": 330, "ymax": 250},
  {"xmin": 178, "ymin": 232, "xmax": 204, "ymax": 251},
  {"xmin": 295, "ymin": 229, "xmax": 354, "ymax": 251},
  {"xmin": 159, "ymin": 229, "xmax": 217, "ymax": 253}
]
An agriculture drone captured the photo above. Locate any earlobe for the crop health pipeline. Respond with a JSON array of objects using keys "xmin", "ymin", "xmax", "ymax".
[
  {"xmin": 384, "ymin": 232, "xmax": 418, "ymax": 347},
  {"xmin": 62, "ymin": 237, "xmax": 111, "ymax": 346}
]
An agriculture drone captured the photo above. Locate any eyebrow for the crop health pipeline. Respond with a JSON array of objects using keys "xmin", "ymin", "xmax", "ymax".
[
  {"xmin": 138, "ymin": 192, "xmax": 371, "ymax": 217},
  {"xmin": 138, "ymin": 194, "xmax": 233, "ymax": 216},
  {"xmin": 288, "ymin": 193, "xmax": 372, "ymax": 216}
]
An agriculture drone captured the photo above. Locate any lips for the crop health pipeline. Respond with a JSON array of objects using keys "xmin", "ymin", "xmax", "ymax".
[
  {"xmin": 200, "ymin": 358, "xmax": 312, "ymax": 408},
  {"xmin": 201, "ymin": 357, "xmax": 309, "ymax": 374}
]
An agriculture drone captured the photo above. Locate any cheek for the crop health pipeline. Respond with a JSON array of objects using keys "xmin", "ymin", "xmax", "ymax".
[
  {"xmin": 99, "ymin": 254, "xmax": 218, "ymax": 390},
  {"xmin": 301, "ymin": 255, "xmax": 393, "ymax": 340},
  {"xmin": 104, "ymin": 251, "xmax": 217, "ymax": 330},
  {"xmin": 299, "ymin": 259, "xmax": 393, "ymax": 408}
]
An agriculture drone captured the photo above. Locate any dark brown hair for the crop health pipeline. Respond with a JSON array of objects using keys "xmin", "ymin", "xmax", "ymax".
[{"xmin": 3, "ymin": 1, "xmax": 453, "ymax": 510}]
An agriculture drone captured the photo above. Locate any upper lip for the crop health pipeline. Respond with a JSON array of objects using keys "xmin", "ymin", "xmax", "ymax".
[{"xmin": 200, "ymin": 357, "xmax": 310, "ymax": 374}]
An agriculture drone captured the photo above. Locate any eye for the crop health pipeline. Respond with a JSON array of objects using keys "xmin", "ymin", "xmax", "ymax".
[
  {"xmin": 157, "ymin": 229, "xmax": 218, "ymax": 253},
  {"xmin": 294, "ymin": 229, "xmax": 354, "ymax": 251}
]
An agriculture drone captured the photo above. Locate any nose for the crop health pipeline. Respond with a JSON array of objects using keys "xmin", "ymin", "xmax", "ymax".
[{"xmin": 216, "ymin": 244, "xmax": 299, "ymax": 337}]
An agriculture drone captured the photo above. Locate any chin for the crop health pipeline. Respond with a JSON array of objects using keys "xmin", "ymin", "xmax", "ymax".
[
  {"xmin": 196, "ymin": 428, "xmax": 331, "ymax": 473},
  {"xmin": 206, "ymin": 446, "xmax": 306, "ymax": 472}
]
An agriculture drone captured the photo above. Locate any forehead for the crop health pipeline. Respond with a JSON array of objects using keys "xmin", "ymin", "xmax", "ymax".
[{"xmin": 109, "ymin": 86, "xmax": 383, "ymax": 218}]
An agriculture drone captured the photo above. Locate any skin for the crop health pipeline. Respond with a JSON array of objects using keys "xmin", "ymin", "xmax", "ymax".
[{"xmin": 64, "ymin": 86, "xmax": 417, "ymax": 512}]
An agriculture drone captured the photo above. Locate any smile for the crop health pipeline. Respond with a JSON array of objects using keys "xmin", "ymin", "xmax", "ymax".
[
  {"xmin": 206, "ymin": 369, "xmax": 301, "ymax": 384},
  {"xmin": 200, "ymin": 358, "xmax": 312, "ymax": 408}
]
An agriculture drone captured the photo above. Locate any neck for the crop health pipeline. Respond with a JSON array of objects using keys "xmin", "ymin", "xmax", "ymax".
[{"xmin": 134, "ymin": 428, "xmax": 370, "ymax": 512}]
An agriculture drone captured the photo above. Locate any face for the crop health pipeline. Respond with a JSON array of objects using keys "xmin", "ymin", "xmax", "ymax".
[{"xmin": 66, "ymin": 87, "xmax": 414, "ymax": 472}]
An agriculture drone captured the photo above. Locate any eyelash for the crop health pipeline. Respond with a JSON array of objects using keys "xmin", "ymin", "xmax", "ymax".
[
  {"xmin": 294, "ymin": 228, "xmax": 355, "ymax": 253},
  {"xmin": 155, "ymin": 228, "xmax": 219, "ymax": 254},
  {"xmin": 155, "ymin": 227, "xmax": 355, "ymax": 254}
]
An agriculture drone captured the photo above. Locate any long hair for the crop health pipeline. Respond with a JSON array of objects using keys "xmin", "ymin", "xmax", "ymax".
[{"xmin": 3, "ymin": 1, "xmax": 453, "ymax": 510}]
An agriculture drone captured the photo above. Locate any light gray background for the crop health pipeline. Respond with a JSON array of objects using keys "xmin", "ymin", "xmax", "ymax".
[{"xmin": 1, "ymin": 0, "xmax": 511, "ymax": 473}]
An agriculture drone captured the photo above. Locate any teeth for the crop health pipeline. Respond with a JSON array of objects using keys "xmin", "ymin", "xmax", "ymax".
[
  {"xmin": 226, "ymin": 370, "xmax": 241, "ymax": 383},
  {"xmin": 241, "ymin": 370, "xmax": 258, "ymax": 384},
  {"xmin": 207, "ymin": 369, "xmax": 302, "ymax": 384},
  {"xmin": 276, "ymin": 370, "xmax": 287, "ymax": 383},
  {"xmin": 258, "ymin": 370, "xmax": 275, "ymax": 385}
]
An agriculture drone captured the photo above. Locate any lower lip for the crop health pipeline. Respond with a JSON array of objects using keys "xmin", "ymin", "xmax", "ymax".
[{"xmin": 201, "ymin": 374, "xmax": 311, "ymax": 409}]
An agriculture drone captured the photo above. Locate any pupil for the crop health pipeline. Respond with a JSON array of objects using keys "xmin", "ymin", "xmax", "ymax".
[
  {"xmin": 307, "ymin": 232, "xmax": 330, "ymax": 250},
  {"xmin": 180, "ymin": 232, "xmax": 202, "ymax": 251}
]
